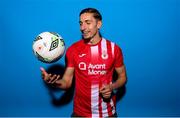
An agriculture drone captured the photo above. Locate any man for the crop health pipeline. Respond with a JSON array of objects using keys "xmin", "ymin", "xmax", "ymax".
[{"xmin": 41, "ymin": 8, "xmax": 127, "ymax": 117}]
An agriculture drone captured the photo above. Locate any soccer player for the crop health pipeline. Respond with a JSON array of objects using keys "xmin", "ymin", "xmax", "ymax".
[{"xmin": 41, "ymin": 8, "xmax": 127, "ymax": 117}]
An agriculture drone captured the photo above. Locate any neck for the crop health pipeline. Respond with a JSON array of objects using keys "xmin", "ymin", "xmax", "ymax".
[
  {"xmin": 87, "ymin": 31, "xmax": 102, "ymax": 45},
  {"xmin": 88, "ymin": 36, "xmax": 101, "ymax": 45}
]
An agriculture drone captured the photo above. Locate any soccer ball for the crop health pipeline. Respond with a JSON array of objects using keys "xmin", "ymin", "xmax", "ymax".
[{"xmin": 32, "ymin": 32, "xmax": 65, "ymax": 63}]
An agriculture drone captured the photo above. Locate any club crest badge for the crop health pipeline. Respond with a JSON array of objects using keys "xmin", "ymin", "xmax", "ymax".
[{"xmin": 101, "ymin": 50, "xmax": 108, "ymax": 59}]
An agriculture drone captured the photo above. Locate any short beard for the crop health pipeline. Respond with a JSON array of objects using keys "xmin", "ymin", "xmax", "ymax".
[{"xmin": 82, "ymin": 30, "xmax": 99, "ymax": 44}]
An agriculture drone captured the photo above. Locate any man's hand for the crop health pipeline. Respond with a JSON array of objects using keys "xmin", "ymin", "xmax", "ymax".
[
  {"xmin": 99, "ymin": 84, "xmax": 113, "ymax": 99},
  {"xmin": 40, "ymin": 67, "xmax": 60, "ymax": 84}
]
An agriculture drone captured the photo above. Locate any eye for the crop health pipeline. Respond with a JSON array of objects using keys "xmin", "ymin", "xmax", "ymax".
[
  {"xmin": 79, "ymin": 21, "xmax": 82, "ymax": 26},
  {"xmin": 86, "ymin": 21, "xmax": 91, "ymax": 25},
  {"xmin": 87, "ymin": 22, "xmax": 91, "ymax": 25}
]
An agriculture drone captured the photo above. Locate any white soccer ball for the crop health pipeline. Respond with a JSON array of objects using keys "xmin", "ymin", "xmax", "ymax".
[{"xmin": 32, "ymin": 32, "xmax": 65, "ymax": 63}]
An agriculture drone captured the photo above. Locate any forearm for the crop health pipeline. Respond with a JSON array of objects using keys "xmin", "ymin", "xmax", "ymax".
[
  {"xmin": 55, "ymin": 67, "xmax": 74, "ymax": 89},
  {"xmin": 54, "ymin": 79, "xmax": 66, "ymax": 89},
  {"xmin": 111, "ymin": 66, "xmax": 127, "ymax": 90},
  {"xmin": 111, "ymin": 76, "xmax": 126, "ymax": 90}
]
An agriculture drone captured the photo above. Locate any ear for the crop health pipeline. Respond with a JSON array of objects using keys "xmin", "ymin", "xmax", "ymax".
[{"xmin": 97, "ymin": 20, "xmax": 102, "ymax": 29}]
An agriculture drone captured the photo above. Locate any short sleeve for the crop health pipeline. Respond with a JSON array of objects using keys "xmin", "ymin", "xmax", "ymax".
[
  {"xmin": 114, "ymin": 45, "xmax": 124, "ymax": 67},
  {"xmin": 65, "ymin": 46, "xmax": 74, "ymax": 67}
]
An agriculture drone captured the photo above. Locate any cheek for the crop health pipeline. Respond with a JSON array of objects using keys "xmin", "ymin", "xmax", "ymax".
[{"xmin": 89, "ymin": 25, "xmax": 98, "ymax": 32}]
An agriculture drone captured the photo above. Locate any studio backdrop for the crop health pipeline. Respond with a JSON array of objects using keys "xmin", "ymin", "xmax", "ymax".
[{"xmin": 0, "ymin": 0, "xmax": 179, "ymax": 116}]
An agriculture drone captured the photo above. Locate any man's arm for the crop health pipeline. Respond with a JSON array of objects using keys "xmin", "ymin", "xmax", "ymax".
[
  {"xmin": 111, "ymin": 65, "xmax": 127, "ymax": 90},
  {"xmin": 40, "ymin": 67, "xmax": 74, "ymax": 90},
  {"xmin": 99, "ymin": 65, "xmax": 127, "ymax": 99},
  {"xmin": 55, "ymin": 67, "xmax": 74, "ymax": 89}
]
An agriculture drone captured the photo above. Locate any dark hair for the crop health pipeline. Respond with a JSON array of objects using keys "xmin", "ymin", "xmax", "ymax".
[{"xmin": 79, "ymin": 8, "xmax": 102, "ymax": 21}]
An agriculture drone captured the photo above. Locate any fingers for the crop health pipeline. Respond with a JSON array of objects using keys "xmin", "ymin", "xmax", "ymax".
[
  {"xmin": 40, "ymin": 67, "xmax": 49, "ymax": 81},
  {"xmin": 40, "ymin": 67, "xmax": 48, "ymax": 76},
  {"xmin": 102, "ymin": 93, "xmax": 111, "ymax": 98},
  {"xmin": 51, "ymin": 75, "xmax": 60, "ymax": 84},
  {"xmin": 100, "ymin": 86, "xmax": 106, "ymax": 92},
  {"xmin": 48, "ymin": 74, "xmax": 61, "ymax": 84},
  {"xmin": 40, "ymin": 67, "xmax": 61, "ymax": 84},
  {"xmin": 100, "ymin": 85, "xmax": 110, "ymax": 93},
  {"xmin": 100, "ymin": 85, "xmax": 112, "ymax": 99}
]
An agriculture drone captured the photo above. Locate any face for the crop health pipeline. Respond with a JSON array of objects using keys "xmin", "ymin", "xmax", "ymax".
[{"xmin": 79, "ymin": 13, "xmax": 102, "ymax": 40}]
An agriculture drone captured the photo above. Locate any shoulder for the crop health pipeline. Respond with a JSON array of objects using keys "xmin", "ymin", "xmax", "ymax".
[
  {"xmin": 103, "ymin": 38, "xmax": 123, "ymax": 56},
  {"xmin": 66, "ymin": 39, "xmax": 84, "ymax": 54},
  {"xmin": 103, "ymin": 37, "xmax": 121, "ymax": 49}
]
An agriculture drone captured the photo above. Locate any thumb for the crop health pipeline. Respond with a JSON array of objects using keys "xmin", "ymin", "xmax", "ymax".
[
  {"xmin": 40, "ymin": 67, "xmax": 48, "ymax": 76},
  {"xmin": 100, "ymin": 86, "xmax": 105, "ymax": 93}
]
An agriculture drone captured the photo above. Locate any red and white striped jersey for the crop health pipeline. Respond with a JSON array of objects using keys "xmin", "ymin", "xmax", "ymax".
[{"xmin": 66, "ymin": 38, "xmax": 124, "ymax": 117}]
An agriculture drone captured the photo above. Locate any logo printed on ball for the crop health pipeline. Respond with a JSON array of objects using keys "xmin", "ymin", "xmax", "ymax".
[{"xmin": 49, "ymin": 38, "xmax": 59, "ymax": 51}]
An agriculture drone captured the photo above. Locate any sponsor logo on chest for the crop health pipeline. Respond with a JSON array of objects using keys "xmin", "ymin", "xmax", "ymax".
[{"xmin": 79, "ymin": 62, "xmax": 107, "ymax": 75}]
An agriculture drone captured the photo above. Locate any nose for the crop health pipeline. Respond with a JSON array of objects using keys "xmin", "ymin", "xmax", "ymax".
[{"xmin": 80, "ymin": 23, "xmax": 86, "ymax": 31}]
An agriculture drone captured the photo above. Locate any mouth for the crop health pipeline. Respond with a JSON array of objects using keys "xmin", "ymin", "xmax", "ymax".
[{"xmin": 82, "ymin": 31, "xmax": 90, "ymax": 36}]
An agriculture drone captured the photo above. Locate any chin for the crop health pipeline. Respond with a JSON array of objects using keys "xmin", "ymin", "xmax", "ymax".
[{"xmin": 82, "ymin": 35, "xmax": 90, "ymax": 40}]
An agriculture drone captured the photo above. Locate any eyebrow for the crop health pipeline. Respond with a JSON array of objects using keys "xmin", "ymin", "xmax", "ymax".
[{"xmin": 79, "ymin": 19, "xmax": 92, "ymax": 23}]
